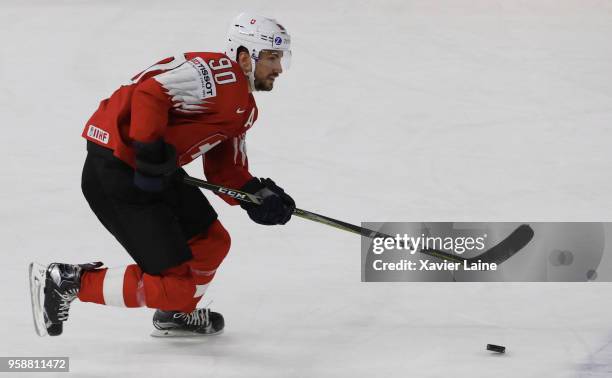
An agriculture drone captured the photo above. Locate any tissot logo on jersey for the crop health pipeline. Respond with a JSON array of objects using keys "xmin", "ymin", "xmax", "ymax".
[
  {"xmin": 188, "ymin": 58, "xmax": 217, "ymax": 99},
  {"xmin": 87, "ymin": 125, "xmax": 109, "ymax": 144}
]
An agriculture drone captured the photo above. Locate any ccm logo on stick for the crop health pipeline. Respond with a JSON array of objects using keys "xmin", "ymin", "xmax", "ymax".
[
  {"xmin": 87, "ymin": 125, "xmax": 109, "ymax": 144},
  {"xmin": 218, "ymin": 188, "xmax": 246, "ymax": 200}
]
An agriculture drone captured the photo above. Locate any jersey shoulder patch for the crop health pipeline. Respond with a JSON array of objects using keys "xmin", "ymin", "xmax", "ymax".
[{"xmin": 154, "ymin": 57, "xmax": 217, "ymax": 114}]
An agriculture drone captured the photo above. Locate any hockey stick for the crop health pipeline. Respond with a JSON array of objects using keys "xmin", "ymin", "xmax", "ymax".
[
  {"xmin": 183, "ymin": 176, "xmax": 380, "ymax": 236},
  {"xmin": 421, "ymin": 224, "xmax": 534, "ymax": 265},
  {"xmin": 182, "ymin": 176, "xmax": 533, "ymax": 265}
]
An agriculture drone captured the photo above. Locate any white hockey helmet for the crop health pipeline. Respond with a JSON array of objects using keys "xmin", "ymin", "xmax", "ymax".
[{"xmin": 225, "ymin": 13, "xmax": 292, "ymax": 71}]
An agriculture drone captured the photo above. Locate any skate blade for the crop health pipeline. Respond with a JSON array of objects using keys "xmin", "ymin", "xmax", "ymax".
[
  {"xmin": 150, "ymin": 328, "xmax": 224, "ymax": 338},
  {"xmin": 28, "ymin": 262, "xmax": 48, "ymax": 337}
]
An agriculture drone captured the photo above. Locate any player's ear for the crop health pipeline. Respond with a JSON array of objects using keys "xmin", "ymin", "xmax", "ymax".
[{"xmin": 237, "ymin": 50, "xmax": 252, "ymax": 74}]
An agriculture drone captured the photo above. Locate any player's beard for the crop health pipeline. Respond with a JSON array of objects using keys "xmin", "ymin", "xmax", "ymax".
[{"xmin": 254, "ymin": 75, "xmax": 276, "ymax": 91}]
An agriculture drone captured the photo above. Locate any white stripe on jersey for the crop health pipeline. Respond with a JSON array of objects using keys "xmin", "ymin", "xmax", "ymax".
[{"xmin": 232, "ymin": 134, "xmax": 248, "ymax": 166}]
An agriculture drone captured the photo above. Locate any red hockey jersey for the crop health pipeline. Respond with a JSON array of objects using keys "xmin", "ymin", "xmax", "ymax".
[{"xmin": 82, "ymin": 52, "xmax": 258, "ymax": 204}]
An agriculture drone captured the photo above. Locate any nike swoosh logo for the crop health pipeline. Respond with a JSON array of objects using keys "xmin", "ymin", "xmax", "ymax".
[{"xmin": 236, "ymin": 108, "xmax": 246, "ymax": 114}]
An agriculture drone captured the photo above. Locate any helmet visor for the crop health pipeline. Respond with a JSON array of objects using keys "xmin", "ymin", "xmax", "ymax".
[{"xmin": 255, "ymin": 49, "xmax": 292, "ymax": 71}]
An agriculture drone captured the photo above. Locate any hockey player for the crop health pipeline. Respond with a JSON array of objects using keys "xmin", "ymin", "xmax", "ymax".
[{"xmin": 29, "ymin": 13, "xmax": 295, "ymax": 337}]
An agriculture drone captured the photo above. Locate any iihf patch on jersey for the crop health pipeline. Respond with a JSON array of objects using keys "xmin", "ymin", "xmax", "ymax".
[{"xmin": 86, "ymin": 125, "xmax": 109, "ymax": 144}]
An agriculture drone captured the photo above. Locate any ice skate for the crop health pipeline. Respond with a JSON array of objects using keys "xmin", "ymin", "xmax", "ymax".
[
  {"xmin": 28, "ymin": 261, "xmax": 103, "ymax": 336},
  {"xmin": 151, "ymin": 308, "xmax": 224, "ymax": 337}
]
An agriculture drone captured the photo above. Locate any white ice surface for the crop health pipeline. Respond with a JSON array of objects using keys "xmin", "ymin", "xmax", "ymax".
[{"xmin": 2, "ymin": 1, "xmax": 612, "ymax": 377}]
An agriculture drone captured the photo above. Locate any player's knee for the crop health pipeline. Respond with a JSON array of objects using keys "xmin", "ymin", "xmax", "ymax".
[
  {"xmin": 211, "ymin": 221, "xmax": 231, "ymax": 259},
  {"xmin": 190, "ymin": 221, "xmax": 231, "ymax": 264}
]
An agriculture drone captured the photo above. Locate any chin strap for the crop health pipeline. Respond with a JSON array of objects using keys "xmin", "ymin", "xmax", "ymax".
[
  {"xmin": 247, "ymin": 70, "xmax": 256, "ymax": 92},
  {"xmin": 247, "ymin": 57, "xmax": 258, "ymax": 92}
]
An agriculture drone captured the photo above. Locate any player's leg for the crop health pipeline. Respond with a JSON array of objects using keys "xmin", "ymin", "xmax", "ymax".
[
  {"xmin": 80, "ymin": 146, "xmax": 229, "ymax": 335},
  {"xmin": 81, "ymin": 145, "xmax": 197, "ymax": 274},
  {"xmin": 76, "ymin": 221, "xmax": 231, "ymax": 336},
  {"xmin": 148, "ymin": 220, "xmax": 231, "ymax": 335},
  {"xmin": 32, "ymin": 144, "xmax": 210, "ymax": 336},
  {"xmin": 166, "ymin": 180, "xmax": 233, "ymax": 310},
  {"xmin": 34, "ymin": 142, "xmax": 231, "ymax": 336},
  {"xmin": 77, "ymin": 221, "xmax": 231, "ymax": 312},
  {"xmin": 77, "ymin": 145, "xmax": 217, "ymax": 311},
  {"xmin": 76, "ymin": 224, "xmax": 230, "ymax": 337},
  {"xmin": 149, "ymin": 181, "xmax": 232, "ymax": 336},
  {"xmin": 150, "ymin": 221, "xmax": 231, "ymax": 336}
]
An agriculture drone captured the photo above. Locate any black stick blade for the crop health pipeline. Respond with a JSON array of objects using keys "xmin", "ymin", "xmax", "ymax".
[
  {"xmin": 420, "ymin": 224, "xmax": 534, "ymax": 266},
  {"xmin": 469, "ymin": 224, "xmax": 534, "ymax": 265}
]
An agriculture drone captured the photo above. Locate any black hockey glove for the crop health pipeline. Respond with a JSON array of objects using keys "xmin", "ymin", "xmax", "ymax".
[
  {"xmin": 133, "ymin": 139, "xmax": 179, "ymax": 192},
  {"xmin": 240, "ymin": 178, "xmax": 296, "ymax": 225}
]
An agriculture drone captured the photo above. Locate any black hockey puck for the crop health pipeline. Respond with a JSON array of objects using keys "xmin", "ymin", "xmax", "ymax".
[{"xmin": 486, "ymin": 344, "xmax": 506, "ymax": 353}]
